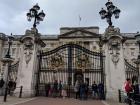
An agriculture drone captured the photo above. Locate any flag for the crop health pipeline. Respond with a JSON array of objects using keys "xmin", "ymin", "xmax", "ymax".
[{"xmin": 79, "ymin": 15, "xmax": 81, "ymax": 21}]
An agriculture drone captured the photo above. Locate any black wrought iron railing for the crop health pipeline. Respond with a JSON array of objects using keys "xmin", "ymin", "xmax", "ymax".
[{"xmin": 124, "ymin": 59, "xmax": 139, "ymax": 82}]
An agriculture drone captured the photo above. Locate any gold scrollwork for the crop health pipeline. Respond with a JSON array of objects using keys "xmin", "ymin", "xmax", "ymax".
[
  {"xmin": 51, "ymin": 54, "xmax": 64, "ymax": 68},
  {"xmin": 76, "ymin": 54, "xmax": 89, "ymax": 68}
]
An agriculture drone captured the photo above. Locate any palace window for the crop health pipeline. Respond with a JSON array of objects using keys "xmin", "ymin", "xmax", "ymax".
[
  {"xmin": 125, "ymin": 43, "xmax": 130, "ymax": 46},
  {"xmin": 131, "ymin": 58, "xmax": 136, "ymax": 62},
  {"xmin": 12, "ymin": 48, "xmax": 16, "ymax": 57},
  {"xmin": 84, "ymin": 41, "xmax": 89, "ymax": 45},
  {"xmin": 50, "ymin": 43, "xmax": 55, "ymax": 46},
  {"xmin": 93, "ymin": 46, "xmax": 97, "ymax": 51},
  {"xmin": 131, "ymin": 52, "xmax": 135, "ymax": 56},
  {"xmin": 3, "ymin": 48, "xmax": 8, "ymax": 57},
  {"xmin": 130, "ymin": 48, "xmax": 135, "ymax": 51},
  {"xmin": 130, "ymin": 48, "xmax": 135, "ymax": 56}
]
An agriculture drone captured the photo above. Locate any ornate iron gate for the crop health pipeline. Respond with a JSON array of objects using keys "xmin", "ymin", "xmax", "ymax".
[
  {"xmin": 36, "ymin": 43, "xmax": 105, "ymax": 96},
  {"xmin": 124, "ymin": 59, "xmax": 139, "ymax": 83}
]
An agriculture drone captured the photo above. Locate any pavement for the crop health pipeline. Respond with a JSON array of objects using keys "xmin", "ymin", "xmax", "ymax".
[
  {"xmin": 0, "ymin": 96, "xmax": 127, "ymax": 105},
  {"xmin": 0, "ymin": 96, "xmax": 35, "ymax": 105},
  {"xmin": 103, "ymin": 99, "xmax": 127, "ymax": 105}
]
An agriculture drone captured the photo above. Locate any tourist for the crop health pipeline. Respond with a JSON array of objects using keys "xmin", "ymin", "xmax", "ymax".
[
  {"xmin": 124, "ymin": 78, "xmax": 133, "ymax": 97},
  {"xmin": 61, "ymin": 82, "xmax": 67, "ymax": 99},
  {"xmin": 58, "ymin": 81, "xmax": 62, "ymax": 97},
  {"xmin": 74, "ymin": 80, "xmax": 80, "ymax": 99},
  {"xmin": 79, "ymin": 80, "xmax": 85, "ymax": 100},
  {"xmin": 123, "ymin": 78, "xmax": 133, "ymax": 103},
  {"xmin": 53, "ymin": 80, "xmax": 58, "ymax": 97},
  {"xmin": 131, "ymin": 81, "xmax": 140, "ymax": 102},
  {"xmin": 133, "ymin": 81, "xmax": 139, "ymax": 95},
  {"xmin": 84, "ymin": 80, "xmax": 89, "ymax": 100},
  {"xmin": 0, "ymin": 78, "xmax": 5, "ymax": 88},
  {"xmin": 8, "ymin": 79, "xmax": 15, "ymax": 95},
  {"xmin": 98, "ymin": 82, "xmax": 104, "ymax": 100},
  {"xmin": 49, "ymin": 82, "xmax": 53, "ymax": 97},
  {"xmin": 45, "ymin": 83, "xmax": 50, "ymax": 97},
  {"xmin": 92, "ymin": 81, "xmax": 98, "ymax": 99}
]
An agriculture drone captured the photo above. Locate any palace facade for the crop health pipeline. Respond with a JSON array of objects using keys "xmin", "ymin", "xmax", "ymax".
[
  {"xmin": 0, "ymin": 26, "xmax": 138, "ymax": 64},
  {"xmin": 0, "ymin": 26, "xmax": 139, "ymax": 99}
]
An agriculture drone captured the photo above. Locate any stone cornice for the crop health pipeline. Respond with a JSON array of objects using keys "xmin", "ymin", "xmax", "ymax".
[{"xmin": 59, "ymin": 29, "xmax": 100, "ymax": 38}]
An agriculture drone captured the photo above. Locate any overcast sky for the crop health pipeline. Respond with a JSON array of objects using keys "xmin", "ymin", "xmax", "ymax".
[{"xmin": 0, "ymin": 0, "xmax": 140, "ymax": 35}]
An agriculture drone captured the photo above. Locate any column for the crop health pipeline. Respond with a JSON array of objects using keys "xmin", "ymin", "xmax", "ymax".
[
  {"xmin": 14, "ymin": 28, "xmax": 45, "ymax": 97},
  {"xmin": 104, "ymin": 26, "xmax": 126, "ymax": 100}
]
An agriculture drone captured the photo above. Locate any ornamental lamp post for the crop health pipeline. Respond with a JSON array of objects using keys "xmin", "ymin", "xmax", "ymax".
[
  {"xmin": 99, "ymin": 0, "xmax": 121, "ymax": 26},
  {"xmin": 3, "ymin": 33, "xmax": 14, "ymax": 102},
  {"xmin": 27, "ymin": 3, "xmax": 45, "ymax": 28},
  {"xmin": 5, "ymin": 34, "xmax": 14, "ymax": 58}
]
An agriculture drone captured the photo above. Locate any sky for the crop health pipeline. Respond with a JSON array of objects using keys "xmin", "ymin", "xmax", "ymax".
[{"xmin": 0, "ymin": 0, "xmax": 140, "ymax": 35}]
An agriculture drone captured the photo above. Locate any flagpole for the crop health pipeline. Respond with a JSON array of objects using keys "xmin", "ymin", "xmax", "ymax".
[{"xmin": 79, "ymin": 15, "xmax": 81, "ymax": 27}]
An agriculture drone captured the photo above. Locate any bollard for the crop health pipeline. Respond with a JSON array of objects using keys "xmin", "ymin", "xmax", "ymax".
[
  {"xmin": 3, "ymin": 87, "xmax": 8, "ymax": 102},
  {"xmin": 118, "ymin": 89, "xmax": 122, "ymax": 103},
  {"xmin": 128, "ymin": 99, "xmax": 132, "ymax": 105},
  {"xmin": 19, "ymin": 86, "xmax": 23, "ymax": 98}
]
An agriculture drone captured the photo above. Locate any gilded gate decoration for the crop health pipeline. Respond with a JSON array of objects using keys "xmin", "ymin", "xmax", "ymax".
[
  {"xmin": 50, "ymin": 55, "xmax": 63, "ymax": 68},
  {"xmin": 36, "ymin": 43, "xmax": 105, "ymax": 96},
  {"xmin": 76, "ymin": 54, "xmax": 89, "ymax": 68}
]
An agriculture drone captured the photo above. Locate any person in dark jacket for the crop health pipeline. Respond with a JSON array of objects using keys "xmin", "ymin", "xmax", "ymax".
[
  {"xmin": 92, "ymin": 81, "xmax": 98, "ymax": 99},
  {"xmin": 79, "ymin": 80, "xmax": 86, "ymax": 100},
  {"xmin": 74, "ymin": 80, "xmax": 80, "ymax": 99},
  {"xmin": 98, "ymin": 82, "xmax": 105, "ymax": 100},
  {"xmin": 58, "ymin": 81, "xmax": 62, "ymax": 97},
  {"xmin": 8, "ymin": 80, "xmax": 14, "ymax": 89},
  {"xmin": 0, "ymin": 78, "xmax": 5, "ymax": 88},
  {"xmin": 8, "ymin": 80, "xmax": 15, "ymax": 95},
  {"xmin": 84, "ymin": 80, "xmax": 89, "ymax": 100},
  {"xmin": 45, "ymin": 83, "xmax": 50, "ymax": 97},
  {"xmin": 53, "ymin": 80, "xmax": 58, "ymax": 97},
  {"xmin": 132, "ymin": 81, "xmax": 140, "ymax": 102}
]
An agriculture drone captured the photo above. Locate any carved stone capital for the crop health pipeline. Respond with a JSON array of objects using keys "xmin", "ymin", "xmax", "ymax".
[
  {"xmin": 25, "ymin": 28, "xmax": 38, "ymax": 35},
  {"xmin": 22, "ymin": 37, "xmax": 34, "ymax": 65},
  {"xmin": 104, "ymin": 26, "xmax": 120, "ymax": 37}
]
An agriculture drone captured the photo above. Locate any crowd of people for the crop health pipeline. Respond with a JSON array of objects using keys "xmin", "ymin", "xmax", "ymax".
[
  {"xmin": 44, "ymin": 80, "xmax": 67, "ymax": 99},
  {"xmin": 74, "ymin": 80, "xmax": 105, "ymax": 100},
  {"xmin": 44, "ymin": 79, "xmax": 105, "ymax": 100},
  {"xmin": 91, "ymin": 81, "xmax": 105, "ymax": 100}
]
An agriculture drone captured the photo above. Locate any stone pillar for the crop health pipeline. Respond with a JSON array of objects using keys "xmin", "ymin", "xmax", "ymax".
[
  {"xmin": 104, "ymin": 26, "xmax": 126, "ymax": 100},
  {"xmin": 14, "ymin": 28, "xmax": 45, "ymax": 97}
]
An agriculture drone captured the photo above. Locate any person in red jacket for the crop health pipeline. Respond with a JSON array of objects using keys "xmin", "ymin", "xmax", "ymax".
[{"xmin": 124, "ymin": 78, "xmax": 133, "ymax": 97}]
